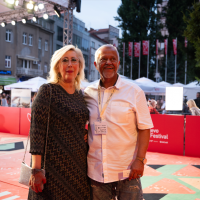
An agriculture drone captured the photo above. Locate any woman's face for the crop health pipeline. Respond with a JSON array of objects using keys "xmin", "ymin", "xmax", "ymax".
[{"xmin": 58, "ymin": 50, "xmax": 80, "ymax": 83}]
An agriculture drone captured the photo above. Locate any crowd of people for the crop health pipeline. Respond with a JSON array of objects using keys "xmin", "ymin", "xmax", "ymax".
[{"xmin": 147, "ymin": 92, "xmax": 200, "ymax": 116}]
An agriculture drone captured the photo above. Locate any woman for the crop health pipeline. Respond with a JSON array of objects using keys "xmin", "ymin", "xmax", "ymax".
[
  {"xmin": 1, "ymin": 93, "xmax": 8, "ymax": 107},
  {"xmin": 28, "ymin": 45, "xmax": 90, "ymax": 199},
  {"xmin": 187, "ymin": 99, "xmax": 200, "ymax": 116},
  {"xmin": 148, "ymin": 99, "xmax": 159, "ymax": 114}
]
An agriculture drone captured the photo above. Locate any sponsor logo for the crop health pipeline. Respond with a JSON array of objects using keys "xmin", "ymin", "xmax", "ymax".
[{"xmin": 150, "ymin": 129, "xmax": 169, "ymax": 143}]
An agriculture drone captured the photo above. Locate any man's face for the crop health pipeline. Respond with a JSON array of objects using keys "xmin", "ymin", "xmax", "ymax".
[
  {"xmin": 197, "ymin": 93, "xmax": 200, "ymax": 98},
  {"xmin": 94, "ymin": 46, "xmax": 120, "ymax": 80}
]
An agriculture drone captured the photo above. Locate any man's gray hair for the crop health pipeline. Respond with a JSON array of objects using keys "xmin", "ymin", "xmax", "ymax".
[{"xmin": 95, "ymin": 44, "xmax": 120, "ymax": 62}]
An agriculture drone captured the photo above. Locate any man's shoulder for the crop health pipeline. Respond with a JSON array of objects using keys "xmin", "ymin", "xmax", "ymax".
[
  {"xmin": 119, "ymin": 77, "xmax": 143, "ymax": 92},
  {"xmin": 84, "ymin": 80, "xmax": 99, "ymax": 98}
]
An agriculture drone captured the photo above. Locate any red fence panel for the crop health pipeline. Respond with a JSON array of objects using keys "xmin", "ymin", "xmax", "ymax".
[
  {"xmin": 185, "ymin": 115, "xmax": 200, "ymax": 157},
  {"xmin": 148, "ymin": 114, "xmax": 184, "ymax": 155},
  {"xmin": 20, "ymin": 108, "xmax": 31, "ymax": 135},
  {"xmin": 0, "ymin": 107, "xmax": 20, "ymax": 135}
]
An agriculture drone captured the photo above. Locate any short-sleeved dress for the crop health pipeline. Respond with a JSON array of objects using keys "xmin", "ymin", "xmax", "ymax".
[{"xmin": 28, "ymin": 83, "xmax": 90, "ymax": 200}]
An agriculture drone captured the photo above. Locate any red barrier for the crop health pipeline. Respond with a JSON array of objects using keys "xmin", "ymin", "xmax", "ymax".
[
  {"xmin": 0, "ymin": 107, "xmax": 20, "ymax": 135},
  {"xmin": 148, "ymin": 114, "xmax": 184, "ymax": 155},
  {"xmin": 185, "ymin": 115, "xmax": 200, "ymax": 157},
  {"xmin": 20, "ymin": 108, "xmax": 31, "ymax": 136}
]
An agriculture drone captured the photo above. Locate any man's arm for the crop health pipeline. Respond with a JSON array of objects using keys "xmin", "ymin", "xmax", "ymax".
[{"xmin": 129, "ymin": 129, "xmax": 150, "ymax": 180}]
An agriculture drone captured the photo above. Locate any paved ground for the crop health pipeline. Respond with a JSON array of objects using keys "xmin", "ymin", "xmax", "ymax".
[{"xmin": 0, "ymin": 132, "xmax": 200, "ymax": 200}]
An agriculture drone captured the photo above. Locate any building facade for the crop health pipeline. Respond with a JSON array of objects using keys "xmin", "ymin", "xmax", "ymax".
[{"xmin": 0, "ymin": 18, "xmax": 54, "ymax": 87}]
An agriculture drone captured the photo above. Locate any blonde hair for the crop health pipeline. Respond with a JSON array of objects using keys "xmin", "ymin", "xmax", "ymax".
[
  {"xmin": 148, "ymin": 99, "xmax": 157, "ymax": 108},
  {"xmin": 47, "ymin": 45, "xmax": 85, "ymax": 91},
  {"xmin": 187, "ymin": 99, "xmax": 199, "ymax": 109},
  {"xmin": 95, "ymin": 44, "xmax": 119, "ymax": 62}
]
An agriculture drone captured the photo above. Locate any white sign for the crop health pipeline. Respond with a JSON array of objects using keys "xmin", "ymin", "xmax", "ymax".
[{"xmin": 165, "ymin": 87, "xmax": 183, "ymax": 111}]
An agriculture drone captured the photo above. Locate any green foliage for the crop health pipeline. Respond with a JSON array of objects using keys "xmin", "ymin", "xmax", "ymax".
[
  {"xmin": 115, "ymin": 0, "xmax": 163, "ymax": 80},
  {"xmin": 184, "ymin": 3, "xmax": 200, "ymax": 70},
  {"xmin": 165, "ymin": 0, "xmax": 200, "ymax": 83}
]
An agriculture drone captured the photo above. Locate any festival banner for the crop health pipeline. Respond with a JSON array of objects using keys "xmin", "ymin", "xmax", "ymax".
[
  {"xmin": 185, "ymin": 115, "xmax": 200, "ymax": 157},
  {"xmin": 134, "ymin": 42, "xmax": 140, "ymax": 57},
  {"xmin": 142, "ymin": 40, "xmax": 149, "ymax": 55},
  {"xmin": 173, "ymin": 39, "xmax": 177, "ymax": 55},
  {"xmin": 185, "ymin": 37, "xmax": 188, "ymax": 48},
  {"xmin": 128, "ymin": 42, "xmax": 133, "ymax": 57},
  {"xmin": 148, "ymin": 114, "xmax": 184, "ymax": 155},
  {"xmin": 164, "ymin": 39, "xmax": 168, "ymax": 55},
  {"xmin": 156, "ymin": 39, "xmax": 158, "ymax": 55},
  {"xmin": 123, "ymin": 42, "xmax": 125, "ymax": 58}
]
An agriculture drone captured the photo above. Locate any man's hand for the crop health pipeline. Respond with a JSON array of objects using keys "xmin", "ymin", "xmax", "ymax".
[
  {"xmin": 29, "ymin": 171, "xmax": 46, "ymax": 193},
  {"xmin": 129, "ymin": 159, "xmax": 144, "ymax": 180}
]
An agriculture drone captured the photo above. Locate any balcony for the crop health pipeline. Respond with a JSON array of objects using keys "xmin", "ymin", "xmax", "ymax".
[{"xmin": 16, "ymin": 68, "xmax": 43, "ymax": 76}]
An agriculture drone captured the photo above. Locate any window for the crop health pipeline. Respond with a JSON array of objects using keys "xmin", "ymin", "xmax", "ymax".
[
  {"xmin": 45, "ymin": 41, "xmax": 48, "ymax": 51},
  {"xmin": 44, "ymin": 63, "xmax": 48, "ymax": 73},
  {"xmin": 56, "ymin": 44, "xmax": 62, "ymax": 50},
  {"xmin": 92, "ymin": 41, "xmax": 95, "ymax": 48},
  {"xmin": 73, "ymin": 34, "xmax": 82, "ymax": 49},
  {"xmin": 46, "ymin": 22, "xmax": 50, "ymax": 29},
  {"xmin": 22, "ymin": 60, "xmax": 30, "ymax": 68},
  {"xmin": 57, "ymin": 26, "xmax": 63, "ymax": 42},
  {"xmin": 6, "ymin": 30, "xmax": 11, "ymax": 42},
  {"xmin": 38, "ymin": 38, "xmax": 42, "ymax": 49},
  {"xmin": 5, "ymin": 56, "xmax": 11, "ymax": 68},
  {"xmin": 23, "ymin": 33, "xmax": 27, "ymax": 45},
  {"xmin": 29, "ymin": 34, "xmax": 33, "ymax": 46},
  {"xmin": 82, "ymin": 38, "xmax": 89, "ymax": 52}
]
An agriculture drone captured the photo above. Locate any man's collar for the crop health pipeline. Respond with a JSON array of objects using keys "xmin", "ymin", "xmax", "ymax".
[{"xmin": 98, "ymin": 74, "xmax": 121, "ymax": 90}]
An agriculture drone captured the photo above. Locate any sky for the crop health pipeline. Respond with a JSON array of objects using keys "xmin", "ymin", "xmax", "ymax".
[{"xmin": 74, "ymin": 0, "xmax": 122, "ymax": 37}]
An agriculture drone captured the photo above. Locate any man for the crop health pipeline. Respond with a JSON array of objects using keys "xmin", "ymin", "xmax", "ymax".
[
  {"xmin": 194, "ymin": 92, "xmax": 200, "ymax": 108},
  {"xmin": 84, "ymin": 44, "xmax": 153, "ymax": 200}
]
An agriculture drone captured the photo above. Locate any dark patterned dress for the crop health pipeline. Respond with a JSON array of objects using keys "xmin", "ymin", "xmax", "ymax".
[{"xmin": 28, "ymin": 83, "xmax": 90, "ymax": 200}]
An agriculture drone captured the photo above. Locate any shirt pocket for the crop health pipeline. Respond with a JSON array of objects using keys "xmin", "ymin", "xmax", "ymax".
[{"xmin": 110, "ymin": 102, "xmax": 129, "ymax": 124}]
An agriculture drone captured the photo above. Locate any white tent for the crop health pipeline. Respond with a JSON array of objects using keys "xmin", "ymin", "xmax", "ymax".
[
  {"xmin": 183, "ymin": 81, "xmax": 200, "ymax": 100},
  {"xmin": 158, "ymin": 81, "xmax": 172, "ymax": 87},
  {"xmin": 173, "ymin": 82, "xmax": 185, "ymax": 87},
  {"xmin": 4, "ymin": 77, "xmax": 93, "ymax": 91},
  {"xmin": 4, "ymin": 77, "xmax": 48, "ymax": 92}
]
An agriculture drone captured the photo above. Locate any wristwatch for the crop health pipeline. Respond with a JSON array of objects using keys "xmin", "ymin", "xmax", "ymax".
[{"xmin": 136, "ymin": 157, "xmax": 147, "ymax": 164}]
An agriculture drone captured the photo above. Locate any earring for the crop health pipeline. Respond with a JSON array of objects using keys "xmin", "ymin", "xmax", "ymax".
[{"xmin": 58, "ymin": 72, "xmax": 62, "ymax": 80}]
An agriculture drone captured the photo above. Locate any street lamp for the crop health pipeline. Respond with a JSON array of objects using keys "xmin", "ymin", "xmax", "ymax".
[
  {"xmin": 1, "ymin": 22, "xmax": 6, "ymax": 27},
  {"xmin": 22, "ymin": 18, "xmax": 26, "ymax": 24},
  {"xmin": 38, "ymin": 3, "xmax": 44, "ymax": 10},
  {"xmin": 11, "ymin": 20, "xmax": 16, "ymax": 25}
]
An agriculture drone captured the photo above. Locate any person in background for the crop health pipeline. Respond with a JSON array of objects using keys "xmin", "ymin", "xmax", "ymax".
[
  {"xmin": 1, "ymin": 93, "xmax": 8, "ymax": 107},
  {"xmin": 0, "ymin": 94, "xmax": 2, "ymax": 106},
  {"xmin": 6, "ymin": 95, "xmax": 11, "ymax": 107},
  {"xmin": 194, "ymin": 92, "xmax": 200, "ymax": 108},
  {"xmin": 187, "ymin": 99, "xmax": 200, "ymax": 116},
  {"xmin": 156, "ymin": 96, "xmax": 163, "ymax": 112},
  {"xmin": 148, "ymin": 99, "xmax": 159, "ymax": 114}
]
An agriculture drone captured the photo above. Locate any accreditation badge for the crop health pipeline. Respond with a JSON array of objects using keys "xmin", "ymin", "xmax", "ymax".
[{"xmin": 94, "ymin": 120, "xmax": 107, "ymax": 135}]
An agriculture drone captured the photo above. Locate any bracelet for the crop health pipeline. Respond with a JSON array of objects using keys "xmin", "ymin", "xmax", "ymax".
[{"xmin": 31, "ymin": 169, "xmax": 43, "ymax": 175}]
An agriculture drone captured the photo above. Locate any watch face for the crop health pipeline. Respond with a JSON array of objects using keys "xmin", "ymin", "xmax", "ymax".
[{"xmin": 143, "ymin": 158, "xmax": 147, "ymax": 164}]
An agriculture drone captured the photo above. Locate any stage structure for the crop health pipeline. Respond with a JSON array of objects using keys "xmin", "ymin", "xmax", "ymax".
[{"xmin": 0, "ymin": 0, "xmax": 80, "ymax": 45}]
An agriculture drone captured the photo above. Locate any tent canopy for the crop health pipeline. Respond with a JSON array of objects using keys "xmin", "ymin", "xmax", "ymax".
[{"xmin": 4, "ymin": 76, "xmax": 47, "ymax": 92}]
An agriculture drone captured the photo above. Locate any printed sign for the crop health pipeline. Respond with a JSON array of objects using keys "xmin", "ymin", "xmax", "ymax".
[
  {"xmin": 134, "ymin": 42, "xmax": 140, "ymax": 57},
  {"xmin": 128, "ymin": 42, "xmax": 133, "ymax": 57},
  {"xmin": 148, "ymin": 114, "xmax": 184, "ymax": 155},
  {"xmin": 142, "ymin": 40, "xmax": 149, "ymax": 55},
  {"xmin": 164, "ymin": 39, "xmax": 168, "ymax": 55},
  {"xmin": 173, "ymin": 39, "xmax": 177, "ymax": 55}
]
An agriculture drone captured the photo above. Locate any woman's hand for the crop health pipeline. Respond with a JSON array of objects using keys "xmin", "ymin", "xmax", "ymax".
[{"xmin": 29, "ymin": 171, "xmax": 46, "ymax": 193}]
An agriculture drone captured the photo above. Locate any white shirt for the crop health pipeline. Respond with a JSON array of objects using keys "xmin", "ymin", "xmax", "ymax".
[{"xmin": 84, "ymin": 75, "xmax": 153, "ymax": 183}]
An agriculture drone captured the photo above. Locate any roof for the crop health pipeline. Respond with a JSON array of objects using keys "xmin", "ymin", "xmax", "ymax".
[
  {"xmin": 89, "ymin": 28, "xmax": 109, "ymax": 34},
  {"xmin": 90, "ymin": 33, "xmax": 108, "ymax": 44}
]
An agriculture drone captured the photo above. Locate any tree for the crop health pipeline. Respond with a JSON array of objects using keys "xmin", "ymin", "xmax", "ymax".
[
  {"xmin": 184, "ymin": 2, "xmax": 200, "ymax": 80},
  {"xmin": 164, "ymin": 0, "xmax": 200, "ymax": 83},
  {"xmin": 115, "ymin": 0, "xmax": 163, "ymax": 80}
]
